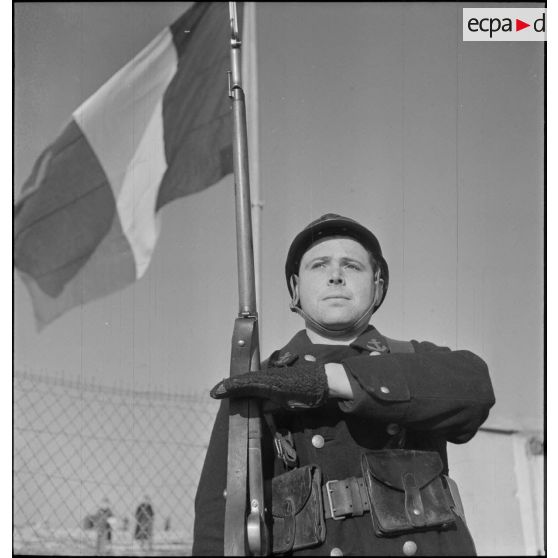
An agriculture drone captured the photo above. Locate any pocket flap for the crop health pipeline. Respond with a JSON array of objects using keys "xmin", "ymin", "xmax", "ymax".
[
  {"xmin": 272, "ymin": 466, "xmax": 313, "ymax": 518},
  {"xmin": 362, "ymin": 450, "xmax": 443, "ymax": 490}
]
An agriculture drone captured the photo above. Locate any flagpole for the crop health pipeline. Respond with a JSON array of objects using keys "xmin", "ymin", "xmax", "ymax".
[{"xmin": 242, "ymin": 2, "xmax": 263, "ymax": 339}]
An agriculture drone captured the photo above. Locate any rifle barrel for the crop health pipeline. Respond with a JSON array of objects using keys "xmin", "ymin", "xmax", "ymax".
[{"xmin": 224, "ymin": 3, "xmax": 267, "ymax": 556}]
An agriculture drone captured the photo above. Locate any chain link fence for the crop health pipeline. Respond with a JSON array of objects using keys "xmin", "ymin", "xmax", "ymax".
[{"xmin": 13, "ymin": 371, "xmax": 219, "ymax": 555}]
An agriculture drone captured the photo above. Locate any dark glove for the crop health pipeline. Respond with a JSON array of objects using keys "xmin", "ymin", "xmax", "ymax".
[{"xmin": 210, "ymin": 362, "xmax": 329, "ymax": 409}]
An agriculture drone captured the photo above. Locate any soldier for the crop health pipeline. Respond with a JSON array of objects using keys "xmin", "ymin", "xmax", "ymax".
[{"xmin": 193, "ymin": 214, "xmax": 495, "ymax": 556}]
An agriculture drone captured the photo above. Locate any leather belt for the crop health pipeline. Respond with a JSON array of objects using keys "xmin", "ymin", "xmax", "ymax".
[
  {"xmin": 322, "ymin": 474, "xmax": 462, "ymax": 523},
  {"xmin": 322, "ymin": 476, "xmax": 370, "ymax": 520}
]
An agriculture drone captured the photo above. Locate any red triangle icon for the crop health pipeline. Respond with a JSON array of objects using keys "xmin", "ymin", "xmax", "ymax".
[{"xmin": 516, "ymin": 19, "xmax": 530, "ymax": 31}]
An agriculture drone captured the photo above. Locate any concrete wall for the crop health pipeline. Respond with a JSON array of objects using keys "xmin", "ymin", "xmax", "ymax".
[
  {"xmin": 253, "ymin": 3, "xmax": 544, "ymax": 555},
  {"xmin": 449, "ymin": 430, "xmax": 544, "ymax": 555}
]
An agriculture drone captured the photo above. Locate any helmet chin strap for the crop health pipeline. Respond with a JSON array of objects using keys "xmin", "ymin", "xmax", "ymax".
[{"xmin": 289, "ymin": 273, "xmax": 382, "ymax": 339}]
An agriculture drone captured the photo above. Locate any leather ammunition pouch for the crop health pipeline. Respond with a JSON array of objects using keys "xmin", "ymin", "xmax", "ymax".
[
  {"xmin": 271, "ymin": 464, "xmax": 326, "ymax": 554},
  {"xmin": 361, "ymin": 449, "xmax": 456, "ymax": 536}
]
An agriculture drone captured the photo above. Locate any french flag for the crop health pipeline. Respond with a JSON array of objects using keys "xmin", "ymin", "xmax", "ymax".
[{"xmin": 15, "ymin": 2, "xmax": 242, "ymax": 328}]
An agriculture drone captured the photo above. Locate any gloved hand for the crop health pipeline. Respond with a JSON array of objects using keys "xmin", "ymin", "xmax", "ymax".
[{"xmin": 210, "ymin": 362, "xmax": 329, "ymax": 409}]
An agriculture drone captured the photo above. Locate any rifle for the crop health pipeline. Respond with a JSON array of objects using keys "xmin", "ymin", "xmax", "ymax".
[{"xmin": 224, "ymin": 2, "xmax": 268, "ymax": 555}]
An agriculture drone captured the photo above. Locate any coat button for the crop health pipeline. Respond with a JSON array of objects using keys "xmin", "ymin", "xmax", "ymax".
[
  {"xmin": 380, "ymin": 386, "xmax": 390, "ymax": 394},
  {"xmin": 304, "ymin": 354, "xmax": 317, "ymax": 362},
  {"xmin": 330, "ymin": 548, "xmax": 343, "ymax": 556},
  {"xmin": 311, "ymin": 435, "xmax": 325, "ymax": 448},
  {"xmin": 386, "ymin": 423, "xmax": 400, "ymax": 435},
  {"xmin": 403, "ymin": 540, "xmax": 417, "ymax": 556}
]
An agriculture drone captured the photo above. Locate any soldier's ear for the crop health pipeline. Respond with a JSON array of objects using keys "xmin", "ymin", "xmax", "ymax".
[
  {"xmin": 290, "ymin": 275, "xmax": 300, "ymax": 307},
  {"xmin": 372, "ymin": 272, "xmax": 384, "ymax": 308}
]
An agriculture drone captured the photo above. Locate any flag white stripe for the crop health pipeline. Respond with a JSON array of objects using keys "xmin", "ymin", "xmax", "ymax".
[
  {"xmin": 117, "ymin": 100, "xmax": 165, "ymax": 278},
  {"xmin": 72, "ymin": 27, "xmax": 178, "ymax": 278}
]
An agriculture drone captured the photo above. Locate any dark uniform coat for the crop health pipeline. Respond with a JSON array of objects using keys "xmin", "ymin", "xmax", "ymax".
[{"xmin": 192, "ymin": 326, "xmax": 495, "ymax": 556}]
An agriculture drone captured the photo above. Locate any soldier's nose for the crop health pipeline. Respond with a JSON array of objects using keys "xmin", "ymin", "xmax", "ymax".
[{"xmin": 328, "ymin": 272, "xmax": 345, "ymax": 285}]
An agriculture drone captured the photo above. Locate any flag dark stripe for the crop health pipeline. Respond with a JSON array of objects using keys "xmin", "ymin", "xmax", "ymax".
[
  {"xmin": 169, "ymin": 2, "xmax": 212, "ymax": 58},
  {"xmin": 20, "ymin": 212, "xmax": 137, "ymax": 329},
  {"xmin": 157, "ymin": 2, "xmax": 239, "ymax": 210},
  {"xmin": 159, "ymin": 117, "xmax": 233, "ymax": 208},
  {"xmin": 14, "ymin": 119, "xmax": 116, "ymax": 297}
]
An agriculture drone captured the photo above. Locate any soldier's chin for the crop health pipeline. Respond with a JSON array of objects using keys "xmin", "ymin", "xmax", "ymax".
[{"xmin": 318, "ymin": 313, "xmax": 355, "ymax": 330}]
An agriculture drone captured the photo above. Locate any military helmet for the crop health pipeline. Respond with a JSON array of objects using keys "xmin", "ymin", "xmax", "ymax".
[{"xmin": 285, "ymin": 213, "xmax": 389, "ymax": 311}]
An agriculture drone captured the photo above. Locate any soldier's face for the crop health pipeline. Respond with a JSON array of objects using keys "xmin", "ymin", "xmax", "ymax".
[{"xmin": 296, "ymin": 237, "xmax": 377, "ymax": 329}]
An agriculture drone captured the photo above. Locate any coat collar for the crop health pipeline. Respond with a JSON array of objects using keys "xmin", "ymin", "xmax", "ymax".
[
  {"xmin": 350, "ymin": 325, "xmax": 391, "ymax": 353},
  {"xmin": 279, "ymin": 325, "xmax": 391, "ymax": 357}
]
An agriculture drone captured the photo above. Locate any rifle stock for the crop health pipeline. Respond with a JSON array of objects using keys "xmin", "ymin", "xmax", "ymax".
[{"xmin": 224, "ymin": 3, "xmax": 268, "ymax": 555}]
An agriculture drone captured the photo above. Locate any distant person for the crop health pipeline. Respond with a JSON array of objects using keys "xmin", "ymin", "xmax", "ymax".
[
  {"xmin": 135, "ymin": 495, "xmax": 155, "ymax": 550},
  {"xmin": 95, "ymin": 497, "xmax": 113, "ymax": 553}
]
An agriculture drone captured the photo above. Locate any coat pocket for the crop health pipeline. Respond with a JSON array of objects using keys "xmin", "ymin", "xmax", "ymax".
[
  {"xmin": 271, "ymin": 465, "xmax": 326, "ymax": 554},
  {"xmin": 361, "ymin": 449, "xmax": 456, "ymax": 537}
]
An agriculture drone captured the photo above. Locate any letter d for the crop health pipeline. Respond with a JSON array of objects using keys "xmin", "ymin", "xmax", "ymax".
[{"xmin": 534, "ymin": 13, "xmax": 545, "ymax": 32}]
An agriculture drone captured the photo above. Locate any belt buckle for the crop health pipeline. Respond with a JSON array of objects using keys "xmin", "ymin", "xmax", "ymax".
[{"xmin": 325, "ymin": 480, "xmax": 344, "ymax": 521}]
